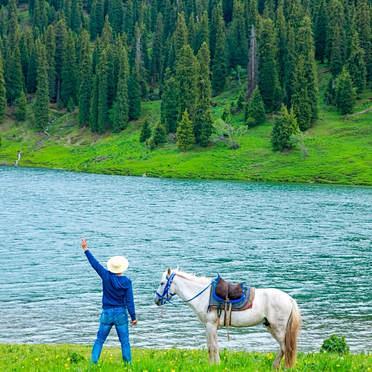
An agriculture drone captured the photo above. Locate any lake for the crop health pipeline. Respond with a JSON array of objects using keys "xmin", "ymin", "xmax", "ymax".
[{"xmin": 0, "ymin": 166, "xmax": 371, "ymax": 352}]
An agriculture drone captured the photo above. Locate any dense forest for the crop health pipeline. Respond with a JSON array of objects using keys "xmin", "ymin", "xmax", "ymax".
[{"xmin": 0, "ymin": 0, "xmax": 370, "ymax": 151}]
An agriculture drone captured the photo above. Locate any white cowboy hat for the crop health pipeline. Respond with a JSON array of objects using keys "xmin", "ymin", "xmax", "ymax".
[{"xmin": 107, "ymin": 256, "xmax": 129, "ymax": 274}]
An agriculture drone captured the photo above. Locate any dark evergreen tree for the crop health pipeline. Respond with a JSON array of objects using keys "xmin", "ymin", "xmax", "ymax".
[
  {"xmin": 34, "ymin": 41, "xmax": 49, "ymax": 130},
  {"xmin": 347, "ymin": 31, "xmax": 367, "ymax": 94},
  {"xmin": 111, "ymin": 46, "xmax": 129, "ymax": 132},
  {"xmin": 271, "ymin": 105, "xmax": 299, "ymax": 152},
  {"xmin": 128, "ymin": 69, "xmax": 141, "ymax": 120},
  {"xmin": 227, "ymin": 0, "xmax": 248, "ymax": 67},
  {"xmin": 245, "ymin": 87, "xmax": 266, "ymax": 127},
  {"xmin": 78, "ymin": 30, "xmax": 91, "ymax": 127},
  {"xmin": 149, "ymin": 121, "xmax": 166, "ymax": 148},
  {"xmin": 176, "ymin": 110, "xmax": 194, "ymax": 151},
  {"xmin": 258, "ymin": 18, "xmax": 282, "ymax": 112},
  {"xmin": 0, "ymin": 52, "xmax": 5, "ymax": 122},
  {"xmin": 314, "ymin": 0, "xmax": 328, "ymax": 63},
  {"xmin": 335, "ymin": 67, "xmax": 355, "ymax": 115},
  {"xmin": 212, "ymin": 9, "xmax": 226, "ymax": 95},
  {"xmin": 15, "ymin": 91, "xmax": 27, "ymax": 122},
  {"xmin": 140, "ymin": 120, "xmax": 151, "ymax": 143},
  {"xmin": 194, "ymin": 42, "xmax": 213, "ymax": 146},
  {"xmin": 96, "ymin": 48, "xmax": 109, "ymax": 133},
  {"xmin": 161, "ymin": 70, "xmax": 179, "ymax": 133},
  {"xmin": 45, "ymin": 25, "xmax": 56, "ymax": 101},
  {"xmin": 55, "ymin": 19, "xmax": 67, "ymax": 104},
  {"xmin": 151, "ymin": 13, "xmax": 164, "ymax": 84},
  {"xmin": 61, "ymin": 32, "xmax": 77, "ymax": 106},
  {"xmin": 176, "ymin": 44, "xmax": 198, "ymax": 120},
  {"xmin": 89, "ymin": 0, "xmax": 105, "ymax": 39}
]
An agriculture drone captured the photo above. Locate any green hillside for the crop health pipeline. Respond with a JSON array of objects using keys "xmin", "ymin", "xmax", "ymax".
[{"xmin": 1, "ymin": 75, "xmax": 371, "ymax": 185}]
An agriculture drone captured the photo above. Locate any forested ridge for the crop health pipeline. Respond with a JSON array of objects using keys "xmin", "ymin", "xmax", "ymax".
[{"xmin": 0, "ymin": 0, "xmax": 370, "ymax": 153}]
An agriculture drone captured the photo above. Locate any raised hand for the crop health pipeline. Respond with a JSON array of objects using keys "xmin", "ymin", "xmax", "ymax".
[{"xmin": 81, "ymin": 239, "xmax": 88, "ymax": 251}]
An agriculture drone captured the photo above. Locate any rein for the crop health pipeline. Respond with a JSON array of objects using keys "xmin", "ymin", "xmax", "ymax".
[{"xmin": 155, "ymin": 273, "xmax": 212, "ymax": 305}]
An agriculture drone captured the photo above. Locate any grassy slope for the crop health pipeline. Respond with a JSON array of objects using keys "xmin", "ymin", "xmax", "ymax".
[
  {"xmin": 0, "ymin": 71, "xmax": 371, "ymax": 185},
  {"xmin": 0, "ymin": 344, "xmax": 371, "ymax": 371}
]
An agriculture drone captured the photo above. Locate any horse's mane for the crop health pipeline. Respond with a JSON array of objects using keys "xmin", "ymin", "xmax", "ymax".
[{"xmin": 173, "ymin": 269, "xmax": 211, "ymax": 284}]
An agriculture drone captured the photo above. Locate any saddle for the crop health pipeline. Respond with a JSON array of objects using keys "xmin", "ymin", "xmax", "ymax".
[
  {"xmin": 208, "ymin": 275, "xmax": 255, "ymax": 327},
  {"xmin": 215, "ymin": 277, "xmax": 244, "ymax": 300}
]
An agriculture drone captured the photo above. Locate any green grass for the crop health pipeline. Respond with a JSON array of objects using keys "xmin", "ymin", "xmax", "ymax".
[
  {"xmin": 0, "ymin": 344, "xmax": 371, "ymax": 371},
  {"xmin": 0, "ymin": 73, "xmax": 371, "ymax": 185}
]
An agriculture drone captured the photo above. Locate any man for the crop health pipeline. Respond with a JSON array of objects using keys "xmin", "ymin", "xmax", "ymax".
[{"xmin": 81, "ymin": 239, "xmax": 137, "ymax": 364}]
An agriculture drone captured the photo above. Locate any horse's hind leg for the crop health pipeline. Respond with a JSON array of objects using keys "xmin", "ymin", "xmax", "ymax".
[{"xmin": 264, "ymin": 319, "xmax": 286, "ymax": 369}]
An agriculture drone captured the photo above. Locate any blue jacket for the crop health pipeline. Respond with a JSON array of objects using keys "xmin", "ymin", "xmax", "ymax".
[{"xmin": 85, "ymin": 250, "xmax": 136, "ymax": 321}]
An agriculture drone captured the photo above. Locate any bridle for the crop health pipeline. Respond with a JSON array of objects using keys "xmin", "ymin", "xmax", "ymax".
[
  {"xmin": 155, "ymin": 272, "xmax": 177, "ymax": 305},
  {"xmin": 155, "ymin": 272, "xmax": 212, "ymax": 305}
]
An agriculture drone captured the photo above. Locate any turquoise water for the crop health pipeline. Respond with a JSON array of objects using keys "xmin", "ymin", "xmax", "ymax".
[{"xmin": 0, "ymin": 167, "xmax": 371, "ymax": 352}]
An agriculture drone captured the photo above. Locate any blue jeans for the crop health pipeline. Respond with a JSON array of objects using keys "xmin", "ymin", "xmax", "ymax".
[{"xmin": 91, "ymin": 307, "xmax": 131, "ymax": 363}]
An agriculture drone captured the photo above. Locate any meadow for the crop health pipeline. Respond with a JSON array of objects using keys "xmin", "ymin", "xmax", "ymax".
[{"xmin": 0, "ymin": 344, "xmax": 371, "ymax": 372}]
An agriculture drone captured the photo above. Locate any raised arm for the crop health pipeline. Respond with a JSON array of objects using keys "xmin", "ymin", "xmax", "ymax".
[
  {"xmin": 125, "ymin": 279, "xmax": 136, "ymax": 323},
  {"xmin": 81, "ymin": 239, "xmax": 107, "ymax": 279}
]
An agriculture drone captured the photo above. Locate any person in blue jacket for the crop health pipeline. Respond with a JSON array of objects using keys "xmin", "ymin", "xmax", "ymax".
[{"xmin": 81, "ymin": 239, "xmax": 137, "ymax": 364}]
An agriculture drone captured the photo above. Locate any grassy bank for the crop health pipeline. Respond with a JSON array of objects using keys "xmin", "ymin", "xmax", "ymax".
[
  {"xmin": 0, "ymin": 344, "xmax": 371, "ymax": 371},
  {"xmin": 0, "ymin": 80, "xmax": 371, "ymax": 185}
]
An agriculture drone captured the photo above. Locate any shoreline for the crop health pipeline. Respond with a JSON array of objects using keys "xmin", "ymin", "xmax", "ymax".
[{"xmin": 2, "ymin": 162, "xmax": 372, "ymax": 188}]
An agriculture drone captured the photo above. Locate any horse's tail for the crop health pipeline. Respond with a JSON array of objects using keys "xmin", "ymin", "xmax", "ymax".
[{"xmin": 284, "ymin": 299, "xmax": 301, "ymax": 368}]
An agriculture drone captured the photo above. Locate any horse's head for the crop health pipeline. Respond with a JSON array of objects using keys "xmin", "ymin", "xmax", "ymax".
[{"xmin": 154, "ymin": 268, "xmax": 176, "ymax": 306}]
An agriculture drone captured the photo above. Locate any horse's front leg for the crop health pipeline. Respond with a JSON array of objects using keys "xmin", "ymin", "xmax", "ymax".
[{"xmin": 206, "ymin": 321, "xmax": 220, "ymax": 364}]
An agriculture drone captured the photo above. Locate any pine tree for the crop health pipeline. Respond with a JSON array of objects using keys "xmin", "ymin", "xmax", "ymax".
[
  {"xmin": 356, "ymin": 0, "xmax": 371, "ymax": 83},
  {"xmin": 70, "ymin": 0, "xmax": 83, "ymax": 33},
  {"xmin": 327, "ymin": 0, "xmax": 345, "ymax": 76},
  {"xmin": 173, "ymin": 12, "xmax": 189, "ymax": 59},
  {"xmin": 128, "ymin": 69, "xmax": 141, "ymax": 120},
  {"xmin": 151, "ymin": 13, "xmax": 164, "ymax": 84},
  {"xmin": 347, "ymin": 31, "xmax": 367, "ymax": 94},
  {"xmin": 34, "ymin": 42, "xmax": 49, "ymax": 130},
  {"xmin": 96, "ymin": 48, "xmax": 109, "ymax": 133},
  {"xmin": 161, "ymin": 70, "xmax": 179, "ymax": 133},
  {"xmin": 314, "ymin": 0, "xmax": 328, "ymax": 63},
  {"xmin": 291, "ymin": 56, "xmax": 312, "ymax": 131},
  {"xmin": 296, "ymin": 16, "xmax": 318, "ymax": 124},
  {"xmin": 212, "ymin": 9, "xmax": 227, "ymax": 95},
  {"xmin": 55, "ymin": 19, "xmax": 67, "ymax": 104},
  {"xmin": 227, "ymin": 0, "xmax": 248, "ymax": 67},
  {"xmin": 0, "ymin": 52, "xmax": 6, "ymax": 122},
  {"xmin": 32, "ymin": 0, "xmax": 47, "ymax": 32},
  {"xmin": 89, "ymin": 0, "xmax": 105, "ymax": 39},
  {"xmin": 271, "ymin": 105, "xmax": 299, "ymax": 152},
  {"xmin": 335, "ymin": 67, "xmax": 356, "ymax": 115},
  {"xmin": 245, "ymin": 87, "xmax": 265, "ymax": 127},
  {"xmin": 176, "ymin": 110, "xmax": 195, "ymax": 151},
  {"xmin": 61, "ymin": 32, "xmax": 77, "ymax": 106},
  {"xmin": 15, "ymin": 91, "xmax": 27, "ymax": 121},
  {"xmin": 194, "ymin": 43, "xmax": 213, "ymax": 146},
  {"xmin": 5, "ymin": 1, "xmax": 24, "ymax": 105},
  {"xmin": 107, "ymin": 0, "xmax": 123, "ymax": 34},
  {"xmin": 176, "ymin": 44, "xmax": 198, "ymax": 121},
  {"xmin": 111, "ymin": 46, "xmax": 129, "ymax": 132},
  {"xmin": 258, "ymin": 18, "xmax": 282, "ymax": 112},
  {"xmin": 149, "ymin": 121, "xmax": 166, "ymax": 148},
  {"xmin": 78, "ymin": 30, "xmax": 91, "ymax": 127},
  {"xmin": 195, "ymin": 11, "xmax": 209, "ymax": 52},
  {"xmin": 89, "ymin": 73, "xmax": 98, "ymax": 132},
  {"xmin": 45, "ymin": 25, "xmax": 56, "ymax": 101},
  {"xmin": 140, "ymin": 120, "xmax": 151, "ymax": 143}
]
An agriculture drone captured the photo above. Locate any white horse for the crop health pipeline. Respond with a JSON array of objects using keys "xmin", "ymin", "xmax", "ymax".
[{"xmin": 155, "ymin": 269, "xmax": 301, "ymax": 369}]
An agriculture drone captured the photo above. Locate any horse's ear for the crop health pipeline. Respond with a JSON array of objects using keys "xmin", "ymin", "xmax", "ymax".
[{"xmin": 167, "ymin": 268, "xmax": 171, "ymax": 275}]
